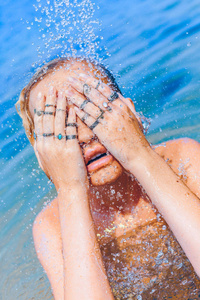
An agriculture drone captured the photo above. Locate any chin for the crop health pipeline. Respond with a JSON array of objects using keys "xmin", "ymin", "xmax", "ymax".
[{"xmin": 89, "ymin": 160, "xmax": 123, "ymax": 186}]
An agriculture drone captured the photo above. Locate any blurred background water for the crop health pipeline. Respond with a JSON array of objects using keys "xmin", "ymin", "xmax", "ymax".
[{"xmin": 1, "ymin": 0, "xmax": 200, "ymax": 299}]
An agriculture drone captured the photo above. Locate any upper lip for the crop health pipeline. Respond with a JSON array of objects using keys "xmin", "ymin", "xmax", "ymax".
[{"xmin": 84, "ymin": 144, "xmax": 107, "ymax": 165}]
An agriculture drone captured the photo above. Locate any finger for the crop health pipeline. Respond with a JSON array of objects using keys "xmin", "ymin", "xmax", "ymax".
[
  {"xmin": 65, "ymin": 86, "xmax": 105, "ymax": 121},
  {"xmin": 118, "ymin": 95, "xmax": 136, "ymax": 114},
  {"xmin": 43, "ymin": 88, "xmax": 56, "ymax": 141},
  {"xmin": 54, "ymin": 92, "xmax": 67, "ymax": 141},
  {"xmin": 65, "ymin": 107, "xmax": 78, "ymax": 143},
  {"xmin": 76, "ymin": 73, "xmax": 122, "ymax": 107},
  {"xmin": 74, "ymin": 107, "xmax": 102, "ymax": 134},
  {"xmin": 34, "ymin": 92, "xmax": 45, "ymax": 138},
  {"xmin": 67, "ymin": 76, "xmax": 113, "ymax": 112}
]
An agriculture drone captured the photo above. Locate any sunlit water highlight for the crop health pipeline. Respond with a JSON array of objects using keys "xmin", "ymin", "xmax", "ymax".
[{"xmin": 1, "ymin": 0, "xmax": 200, "ymax": 298}]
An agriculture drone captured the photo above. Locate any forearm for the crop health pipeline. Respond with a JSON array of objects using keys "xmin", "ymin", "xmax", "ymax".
[
  {"xmin": 131, "ymin": 147, "xmax": 200, "ymax": 276},
  {"xmin": 57, "ymin": 188, "xmax": 114, "ymax": 300}
]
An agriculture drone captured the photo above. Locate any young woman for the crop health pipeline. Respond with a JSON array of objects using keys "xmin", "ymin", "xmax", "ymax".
[{"xmin": 16, "ymin": 57, "xmax": 200, "ymax": 299}]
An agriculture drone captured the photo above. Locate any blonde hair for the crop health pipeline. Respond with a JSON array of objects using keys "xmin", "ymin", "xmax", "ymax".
[{"xmin": 15, "ymin": 57, "xmax": 121, "ymax": 146}]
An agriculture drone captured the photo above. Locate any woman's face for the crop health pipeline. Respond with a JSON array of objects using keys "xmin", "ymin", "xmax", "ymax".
[{"xmin": 29, "ymin": 61, "xmax": 123, "ymax": 186}]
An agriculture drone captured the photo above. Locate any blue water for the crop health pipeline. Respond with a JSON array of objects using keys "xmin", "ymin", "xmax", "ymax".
[{"xmin": 1, "ymin": 0, "xmax": 200, "ymax": 298}]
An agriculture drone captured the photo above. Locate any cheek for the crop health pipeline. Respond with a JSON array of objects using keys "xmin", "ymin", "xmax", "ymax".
[{"xmin": 90, "ymin": 160, "xmax": 123, "ymax": 186}]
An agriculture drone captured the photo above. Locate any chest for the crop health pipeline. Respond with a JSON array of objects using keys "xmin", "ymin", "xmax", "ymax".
[{"xmin": 100, "ymin": 220, "xmax": 200, "ymax": 299}]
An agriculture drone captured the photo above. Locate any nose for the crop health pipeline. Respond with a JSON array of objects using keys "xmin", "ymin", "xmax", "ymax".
[{"xmin": 77, "ymin": 118, "xmax": 94, "ymax": 144}]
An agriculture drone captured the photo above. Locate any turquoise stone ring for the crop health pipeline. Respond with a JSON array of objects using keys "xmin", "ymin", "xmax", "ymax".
[{"xmin": 56, "ymin": 133, "xmax": 65, "ymax": 140}]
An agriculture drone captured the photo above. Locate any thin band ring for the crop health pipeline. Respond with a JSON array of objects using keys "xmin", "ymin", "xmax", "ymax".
[
  {"xmin": 95, "ymin": 81, "xmax": 101, "ymax": 90},
  {"xmin": 97, "ymin": 110, "xmax": 104, "ymax": 120},
  {"xmin": 108, "ymin": 91, "xmax": 119, "ymax": 102},
  {"xmin": 34, "ymin": 109, "xmax": 44, "ymax": 116},
  {"xmin": 67, "ymin": 123, "xmax": 78, "ymax": 127},
  {"xmin": 89, "ymin": 119, "xmax": 99, "ymax": 130},
  {"xmin": 45, "ymin": 104, "xmax": 56, "ymax": 108},
  {"xmin": 80, "ymin": 99, "xmax": 91, "ymax": 110},
  {"xmin": 43, "ymin": 111, "xmax": 55, "ymax": 115},
  {"xmin": 66, "ymin": 135, "xmax": 77, "ymax": 140},
  {"xmin": 83, "ymin": 83, "xmax": 91, "ymax": 94},
  {"xmin": 43, "ymin": 133, "xmax": 54, "ymax": 137},
  {"xmin": 56, "ymin": 108, "xmax": 66, "ymax": 112},
  {"xmin": 81, "ymin": 113, "xmax": 89, "ymax": 122}
]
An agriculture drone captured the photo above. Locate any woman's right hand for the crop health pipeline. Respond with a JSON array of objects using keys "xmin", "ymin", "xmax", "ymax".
[{"xmin": 34, "ymin": 88, "xmax": 88, "ymax": 193}]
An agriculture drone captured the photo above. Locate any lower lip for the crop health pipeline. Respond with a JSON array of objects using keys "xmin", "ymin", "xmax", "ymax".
[{"xmin": 87, "ymin": 154, "xmax": 113, "ymax": 172}]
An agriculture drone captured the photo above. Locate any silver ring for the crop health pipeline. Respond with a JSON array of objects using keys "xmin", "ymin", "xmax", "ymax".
[
  {"xmin": 43, "ymin": 111, "xmax": 55, "ymax": 115},
  {"xmin": 95, "ymin": 81, "xmax": 101, "ymax": 90},
  {"xmin": 89, "ymin": 119, "xmax": 99, "ymax": 130},
  {"xmin": 67, "ymin": 123, "xmax": 78, "ymax": 127},
  {"xmin": 34, "ymin": 109, "xmax": 44, "ymax": 116},
  {"xmin": 45, "ymin": 104, "xmax": 56, "ymax": 108},
  {"xmin": 83, "ymin": 83, "xmax": 91, "ymax": 94},
  {"xmin": 80, "ymin": 99, "xmax": 90, "ymax": 110},
  {"xmin": 66, "ymin": 135, "xmax": 77, "ymax": 140},
  {"xmin": 108, "ymin": 91, "xmax": 119, "ymax": 102},
  {"xmin": 97, "ymin": 110, "xmax": 104, "ymax": 120},
  {"xmin": 43, "ymin": 133, "xmax": 54, "ymax": 137},
  {"xmin": 55, "ymin": 133, "xmax": 65, "ymax": 140},
  {"xmin": 56, "ymin": 108, "xmax": 66, "ymax": 112},
  {"xmin": 81, "ymin": 113, "xmax": 89, "ymax": 122}
]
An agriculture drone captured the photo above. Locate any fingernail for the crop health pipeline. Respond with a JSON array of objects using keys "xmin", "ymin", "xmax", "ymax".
[
  {"xmin": 38, "ymin": 92, "xmax": 42, "ymax": 99},
  {"xmin": 69, "ymin": 107, "xmax": 73, "ymax": 115}
]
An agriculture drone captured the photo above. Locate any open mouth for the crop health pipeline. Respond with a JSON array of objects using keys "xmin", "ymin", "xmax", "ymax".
[{"xmin": 86, "ymin": 152, "xmax": 107, "ymax": 166}]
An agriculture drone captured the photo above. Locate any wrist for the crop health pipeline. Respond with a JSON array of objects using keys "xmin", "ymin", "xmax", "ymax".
[
  {"xmin": 128, "ymin": 145, "xmax": 157, "ymax": 177},
  {"xmin": 57, "ymin": 184, "xmax": 89, "ymax": 202}
]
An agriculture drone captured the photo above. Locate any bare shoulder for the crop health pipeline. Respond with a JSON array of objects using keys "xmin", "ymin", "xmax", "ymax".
[
  {"xmin": 155, "ymin": 137, "xmax": 200, "ymax": 197},
  {"xmin": 32, "ymin": 198, "xmax": 64, "ymax": 299},
  {"xmin": 32, "ymin": 198, "xmax": 62, "ymax": 266},
  {"xmin": 33, "ymin": 197, "xmax": 60, "ymax": 243}
]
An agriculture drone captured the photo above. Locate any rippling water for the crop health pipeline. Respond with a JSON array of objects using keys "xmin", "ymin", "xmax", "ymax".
[{"xmin": 1, "ymin": 0, "xmax": 200, "ymax": 299}]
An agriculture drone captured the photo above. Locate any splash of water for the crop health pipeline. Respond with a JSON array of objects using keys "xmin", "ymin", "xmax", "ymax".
[{"xmin": 28, "ymin": 0, "xmax": 104, "ymax": 68}]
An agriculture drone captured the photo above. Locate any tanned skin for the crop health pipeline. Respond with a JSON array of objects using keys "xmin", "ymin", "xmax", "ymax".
[{"xmin": 29, "ymin": 61, "xmax": 200, "ymax": 300}]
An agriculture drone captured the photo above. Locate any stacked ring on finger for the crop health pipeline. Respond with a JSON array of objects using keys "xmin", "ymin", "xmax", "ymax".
[
  {"xmin": 80, "ymin": 99, "xmax": 91, "ymax": 110},
  {"xmin": 34, "ymin": 109, "xmax": 44, "ymax": 116},
  {"xmin": 95, "ymin": 80, "xmax": 101, "ymax": 90},
  {"xmin": 56, "ymin": 108, "xmax": 66, "ymax": 112},
  {"xmin": 102, "ymin": 101, "xmax": 112, "ymax": 112},
  {"xmin": 108, "ymin": 91, "xmax": 119, "ymax": 102},
  {"xmin": 43, "ymin": 111, "xmax": 55, "ymax": 116},
  {"xmin": 96, "ymin": 109, "xmax": 104, "ymax": 120},
  {"xmin": 67, "ymin": 123, "xmax": 78, "ymax": 127},
  {"xmin": 55, "ymin": 133, "xmax": 66, "ymax": 140},
  {"xmin": 81, "ymin": 113, "xmax": 89, "ymax": 122},
  {"xmin": 43, "ymin": 133, "xmax": 54, "ymax": 137},
  {"xmin": 66, "ymin": 135, "xmax": 77, "ymax": 140},
  {"xmin": 45, "ymin": 104, "xmax": 56, "ymax": 108}
]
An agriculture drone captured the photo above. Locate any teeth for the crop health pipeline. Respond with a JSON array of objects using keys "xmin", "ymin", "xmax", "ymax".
[{"xmin": 87, "ymin": 153, "xmax": 107, "ymax": 165}]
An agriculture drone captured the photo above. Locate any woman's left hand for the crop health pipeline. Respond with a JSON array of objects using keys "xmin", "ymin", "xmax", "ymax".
[{"xmin": 65, "ymin": 74, "xmax": 150, "ymax": 172}]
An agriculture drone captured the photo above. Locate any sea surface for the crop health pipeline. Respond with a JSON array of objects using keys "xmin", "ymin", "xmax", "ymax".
[{"xmin": 1, "ymin": 0, "xmax": 200, "ymax": 299}]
